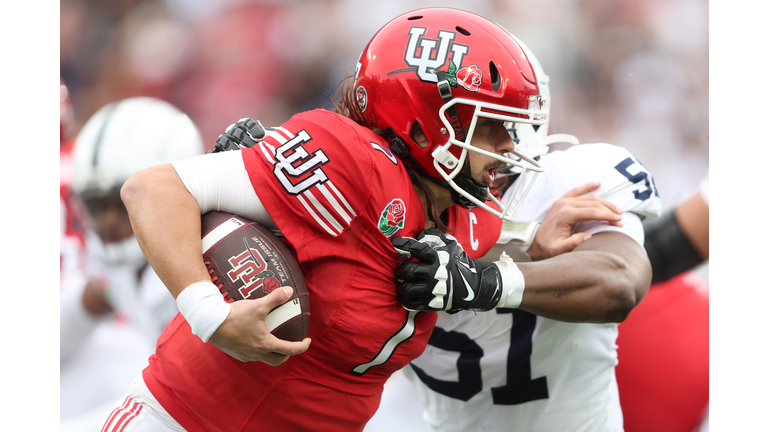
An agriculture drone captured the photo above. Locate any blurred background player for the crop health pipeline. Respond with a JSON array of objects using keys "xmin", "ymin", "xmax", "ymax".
[
  {"xmin": 60, "ymin": 97, "xmax": 204, "ymax": 432},
  {"xmin": 615, "ymin": 171, "xmax": 710, "ymax": 432},
  {"xmin": 60, "ymin": 78, "xmax": 88, "ymax": 298}
]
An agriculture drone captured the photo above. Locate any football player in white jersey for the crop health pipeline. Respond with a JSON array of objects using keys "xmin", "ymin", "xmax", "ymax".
[
  {"xmin": 394, "ymin": 36, "xmax": 661, "ymax": 432},
  {"xmin": 60, "ymin": 97, "xmax": 204, "ymax": 432}
]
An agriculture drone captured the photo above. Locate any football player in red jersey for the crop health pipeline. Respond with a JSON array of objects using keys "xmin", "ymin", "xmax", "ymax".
[{"xmin": 103, "ymin": 8, "xmax": 651, "ymax": 432}]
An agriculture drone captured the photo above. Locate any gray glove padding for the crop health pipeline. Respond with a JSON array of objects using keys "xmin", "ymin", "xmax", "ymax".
[{"xmin": 206, "ymin": 118, "xmax": 268, "ymax": 154}]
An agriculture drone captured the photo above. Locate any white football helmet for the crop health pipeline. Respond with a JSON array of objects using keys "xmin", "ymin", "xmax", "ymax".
[
  {"xmin": 498, "ymin": 34, "xmax": 579, "ymax": 179},
  {"xmin": 72, "ymin": 97, "xmax": 203, "ymax": 266}
]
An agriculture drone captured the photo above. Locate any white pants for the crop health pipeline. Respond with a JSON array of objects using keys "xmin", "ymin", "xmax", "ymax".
[{"xmin": 98, "ymin": 374, "xmax": 185, "ymax": 432}]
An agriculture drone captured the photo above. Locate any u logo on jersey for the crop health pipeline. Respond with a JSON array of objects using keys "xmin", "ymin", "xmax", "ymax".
[
  {"xmin": 388, "ymin": 27, "xmax": 483, "ymax": 92},
  {"xmin": 273, "ymin": 129, "xmax": 330, "ymax": 195}
]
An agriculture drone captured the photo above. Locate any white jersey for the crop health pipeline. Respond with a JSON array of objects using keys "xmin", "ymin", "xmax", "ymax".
[
  {"xmin": 60, "ymin": 144, "xmax": 88, "ymax": 295},
  {"xmin": 404, "ymin": 143, "xmax": 662, "ymax": 432},
  {"xmin": 60, "ymin": 233, "xmax": 178, "ymax": 431}
]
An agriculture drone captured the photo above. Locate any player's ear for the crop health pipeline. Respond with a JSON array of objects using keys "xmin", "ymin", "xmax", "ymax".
[{"xmin": 410, "ymin": 121, "xmax": 428, "ymax": 149}]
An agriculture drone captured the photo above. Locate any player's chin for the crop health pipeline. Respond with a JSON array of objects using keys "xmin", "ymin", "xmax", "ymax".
[
  {"xmin": 490, "ymin": 175, "xmax": 508, "ymax": 195},
  {"xmin": 472, "ymin": 175, "xmax": 491, "ymax": 188}
]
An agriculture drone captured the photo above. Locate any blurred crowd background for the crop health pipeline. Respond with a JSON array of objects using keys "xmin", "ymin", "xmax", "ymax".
[
  {"xmin": 58, "ymin": 1, "xmax": 709, "ymax": 431},
  {"xmin": 0, "ymin": 0, "xmax": 733, "ymax": 427},
  {"xmin": 61, "ymin": 0, "xmax": 709, "ymax": 212}
]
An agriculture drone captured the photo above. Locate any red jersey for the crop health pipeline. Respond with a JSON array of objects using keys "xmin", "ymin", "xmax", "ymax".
[
  {"xmin": 142, "ymin": 110, "xmax": 437, "ymax": 431},
  {"xmin": 447, "ymin": 202, "xmax": 502, "ymax": 260}
]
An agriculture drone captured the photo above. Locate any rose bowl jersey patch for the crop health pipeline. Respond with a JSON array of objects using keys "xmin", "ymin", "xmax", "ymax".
[{"xmin": 378, "ymin": 198, "xmax": 406, "ymax": 237}]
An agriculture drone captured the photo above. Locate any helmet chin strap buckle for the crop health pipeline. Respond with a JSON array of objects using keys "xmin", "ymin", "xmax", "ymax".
[{"xmin": 432, "ymin": 146, "xmax": 459, "ymax": 169}]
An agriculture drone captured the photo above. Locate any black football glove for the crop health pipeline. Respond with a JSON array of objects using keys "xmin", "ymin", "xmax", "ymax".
[
  {"xmin": 206, "ymin": 118, "xmax": 270, "ymax": 154},
  {"xmin": 391, "ymin": 228, "xmax": 503, "ymax": 313}
]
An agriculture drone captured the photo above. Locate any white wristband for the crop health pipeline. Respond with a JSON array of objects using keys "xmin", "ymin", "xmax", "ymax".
[
  {"xmin": 495, "ymin": 252, "xmax": 525, "ymax": 308},
  {"xmin": 176, "ymin": 281, "xmax": 232, "ymax": 343},
  {"xmin": 497, "ymin": 221, "xmax": 540, "ymax": 246}
]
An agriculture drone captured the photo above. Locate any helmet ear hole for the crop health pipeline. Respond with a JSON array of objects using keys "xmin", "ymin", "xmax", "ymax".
[
  {"xmin": 489, "ymin": 62, "xmax": 500, "ymax": 92},
  {"xmin": 410, "ymin": 120, "xmax": 429, "ymax": 149}
]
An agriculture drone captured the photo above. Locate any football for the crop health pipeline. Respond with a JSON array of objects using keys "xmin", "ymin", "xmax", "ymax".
[{"xmin": 200, "ymin": 211, "xmax": 310, "ymax": 342}]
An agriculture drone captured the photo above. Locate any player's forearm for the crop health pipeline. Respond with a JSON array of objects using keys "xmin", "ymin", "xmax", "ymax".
[
  {"xmin": 121, "ymin": 164, "xmax": 211, "ymax": 298},
  {"xmin": 515, "ymin": 234, "xmax": 650, "ymax": 323}
]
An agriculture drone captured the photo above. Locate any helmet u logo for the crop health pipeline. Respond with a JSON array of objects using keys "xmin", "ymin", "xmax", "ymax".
[{"xmin": 404, "ymin": 27, "xmax": 468, "ymax": 83}]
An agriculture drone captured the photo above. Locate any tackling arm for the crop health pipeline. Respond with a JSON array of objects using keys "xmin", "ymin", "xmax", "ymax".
[
  {"xmin": 393, "ymin": 223, "xmax": 653, "ymax": 324},
  {"xmin": 516, "ymin": 230, "xmax": 651, "ymax": 323},
  {"xmin": 393, "ymin": 228, "xmax": 650, "ymax": 323}
]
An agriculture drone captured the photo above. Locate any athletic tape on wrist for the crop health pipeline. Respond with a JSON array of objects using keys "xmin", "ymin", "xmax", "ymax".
[
  {"xmin": 497, "ymin": 221, "xmax": 540, "ymax": 246},
  {"xmin": 495, "ymin": 252, "xmax": 525, "ymax": 308},
  {"xmin": 176, "ymin": 281, "xmax": 231, "ymax": 343}
]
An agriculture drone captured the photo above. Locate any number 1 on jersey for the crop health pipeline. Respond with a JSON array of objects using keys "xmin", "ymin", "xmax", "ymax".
[
  {"xmin": 350, "ymin": 311, "xmax": 420, "ymax": 376},
  {"xmin": 491, "ymin": 309, "xmax": 548, "ymax": 404}
]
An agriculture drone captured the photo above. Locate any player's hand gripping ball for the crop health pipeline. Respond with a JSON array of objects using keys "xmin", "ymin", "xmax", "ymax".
[{"xmin": 201, "ymin": 211, "xmax": 310, "ymax": 341}]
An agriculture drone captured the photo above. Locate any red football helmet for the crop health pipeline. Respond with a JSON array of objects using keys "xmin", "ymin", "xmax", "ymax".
[{"xmin": 355, "ymin": 8, "xmax": 546, "ymax": 220}]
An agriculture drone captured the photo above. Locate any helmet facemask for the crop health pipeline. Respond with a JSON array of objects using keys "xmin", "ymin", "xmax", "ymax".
[{"xmin": 429, "ymin": 91, "xmax": 546, "ymax": 220}]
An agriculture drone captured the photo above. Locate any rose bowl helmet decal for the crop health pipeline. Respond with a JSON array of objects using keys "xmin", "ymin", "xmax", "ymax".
[
  {"xmin": 356, "ymin": 85, "xmax": 368, "ymax": 112},
  {"xmin": 354, "ymin": 8, "xmax": 547, "ymax": 221}
]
